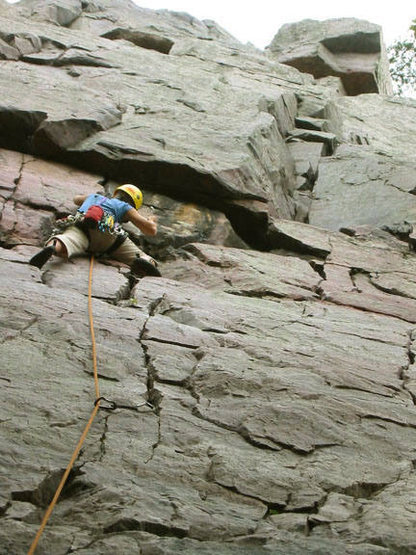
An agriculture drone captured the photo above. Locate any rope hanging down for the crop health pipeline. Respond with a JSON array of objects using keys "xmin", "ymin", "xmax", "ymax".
[{"xmin": 28, "ymin": 256, "xmax": 103, "ymax": 555}]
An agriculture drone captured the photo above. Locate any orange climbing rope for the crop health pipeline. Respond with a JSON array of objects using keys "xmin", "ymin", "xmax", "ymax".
[
  {"xmin": 88, "ymin": 256, "xmax": 100, "ymax": 401},
  {"xmin": 28, "ymin": 256, "xmax": 101, "ymax": 555}
]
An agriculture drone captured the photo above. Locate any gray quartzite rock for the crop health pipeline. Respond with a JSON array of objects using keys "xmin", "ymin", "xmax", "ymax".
[
  {"xmin": 14, "ymin": 0, "xmax": 83, "ymax": 27},
  {"xmin": 335, "ymin": 94, "xmax": 416, "ymax": 160},
  {"xmin": 1, "ymin": 2, "xmax": 416, "ymax": 554},
  {"xmin": 162, "ymin": 242, "xmax": 321, "ymax": 300},
  {"xmin": 0, "ymin": 9, "xmax": 310, "ymax": 246},
  {"xmin": 309, "ymin": 145, "xmax": 416, "ymax": 231},
  {"xmin": 320, "ymin": 230, "xmax": 416, "ymax": 323},
  {"xmin": 268, "ymin": 18, "xmax": 393, "ymax": 96},
  {"xmin": 307, "ymin": 94, "xmax": 416, "ymax": 232}
]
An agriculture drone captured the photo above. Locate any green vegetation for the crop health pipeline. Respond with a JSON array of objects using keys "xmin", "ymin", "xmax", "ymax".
[{"xmin": 388, "ymin": 19, "xmax": 416, "ymax": 97}]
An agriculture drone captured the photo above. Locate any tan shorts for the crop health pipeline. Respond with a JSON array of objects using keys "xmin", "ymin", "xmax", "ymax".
[{"xmin": 53, "ymin": 226, "xmax": 153, "ymax": 266}]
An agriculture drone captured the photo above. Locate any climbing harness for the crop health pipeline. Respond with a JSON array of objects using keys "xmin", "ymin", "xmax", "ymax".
[
  {"xmin": 45, "ymin": 208, "xmax": 128, "ymax": 260},
  {"xmin": 28, "ymin": 256, "xmax": 152, "ymax": 554},
  {"xmin": 52, "ymin": 210, "xmax": 128, "ymax": 239}
]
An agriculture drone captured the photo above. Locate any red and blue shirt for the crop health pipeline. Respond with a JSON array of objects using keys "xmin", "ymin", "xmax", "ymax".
[{"xmin": 78, "ymin": 194, "xmax": 132, "ymax": 223}]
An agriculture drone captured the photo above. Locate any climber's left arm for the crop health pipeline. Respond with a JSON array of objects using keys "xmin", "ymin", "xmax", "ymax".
[{"xmin": 73, "ymin": 194, "xmax": 88, "ymax": 206}]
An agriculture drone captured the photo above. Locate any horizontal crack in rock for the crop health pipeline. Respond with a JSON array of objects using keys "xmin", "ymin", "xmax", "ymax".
[
  {"xmin": 103, "ymin": 517, "xmax": 188, "ymax": 538},
  {"xmin": 207, "ymin": 469, "xmax": 279, "ymax": 514}
]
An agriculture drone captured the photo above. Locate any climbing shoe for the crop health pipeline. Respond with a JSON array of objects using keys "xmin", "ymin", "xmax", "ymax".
[
  {"xmin": 29, "ymin": 245, "xmax": 56, "ymax": 269},
  {"xmin": 131, "ymin": 256, "xmax": 161, "ymax": 277}
]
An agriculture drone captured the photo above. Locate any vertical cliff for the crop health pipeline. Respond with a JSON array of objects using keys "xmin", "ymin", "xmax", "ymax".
[{"xmin": 1, "ymin": 1, "xmax": 416, "ymax": 553}]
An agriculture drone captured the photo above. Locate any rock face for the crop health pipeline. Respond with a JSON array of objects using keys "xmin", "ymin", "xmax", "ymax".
[
  {"xmin": 268, "ymin": 18, "xmax": 393, "ymax": 96},
  {"xmin": 1, "ymin": 2, "xmax": 416, "ymax": 554}
]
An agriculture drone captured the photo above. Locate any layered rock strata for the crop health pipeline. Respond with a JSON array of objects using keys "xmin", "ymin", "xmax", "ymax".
[{"xmin": 1, "ymin": 2, "xmax": 416, "ymax": 554}]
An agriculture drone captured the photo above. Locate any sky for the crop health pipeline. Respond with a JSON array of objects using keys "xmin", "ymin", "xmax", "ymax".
[
  {"xmin": 131, "ymin": 0, "xmax": 414, "ymax": 48},
  {"xmin": 4, "ymin": 0, "xmax": 414, "ymax": 48}
]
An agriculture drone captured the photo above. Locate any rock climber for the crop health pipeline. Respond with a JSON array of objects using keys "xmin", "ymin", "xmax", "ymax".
[{"xmin": 29, "ymin": 184, "xmax": 161, "ymax": 277}]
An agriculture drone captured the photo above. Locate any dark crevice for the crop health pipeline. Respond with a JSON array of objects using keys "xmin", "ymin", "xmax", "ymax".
[
  {"xmin": 400, "ymin": 329, "xmax": 416, "ymax": 405},
  {"xmin": 142, "ymin": 337, "xmax": 202, "ymax": 350},
  {"xmin": 310, "ymin": 259, "xmax": 328, "ymax": 299},
  {"xmin": 408, "ymin": 332, "xmax": 416, "ymax": 366},
  {"xmin": 11, "ymin": 466, "xmax": 84, "ymax": 508},
  {"xmin": 332, "ymin": 383, "xmax": 398, "ymax": 398},
  {"xmin": 306, "ymin": 515, "xmax": 327, "ymax": 534},
  {"xmin": 225, "ymin": 289, "xmax": 315, "ymax": 302},
  {"xmin": 13, "ymin": 152, "xmax": 25, "ymax": 193},
  {"xmin": 103, "ymin": 518, "xmax": 188, "ymax": 538},
  {"xmin": 236, "ymin": 427, "xmax": 283, "ymax": 452},
  {"xmin": 360, "ymin": 414, "xmax": 416, "ymax": 429},
  {"xmin": 180, "ymin": 352, "xmax": 206, "ymax": 406},
  {"xmin": 141, "ymin": 326, "xmax": 163, "ymax": 408},
  {"xmin": 349, "ymin": 266, "xmax": 370, "ymax": 290},
  {"xmin": 155, "ymin": 376, "xmax": 187, "ymax": 387},
  {"xmin": 53, "ymin": 53, "xmax": 114, "ymax": 69},
  {"xmin": 239, "ymin": 413, "xmax": 310, "ymax": 453},
  {"xmin": 0, "ymin": 501, "xmax": 11, "ymax": 517},
  {"xmin": 381, "ymin": 221, "xmax": 414, "ymax": 243},
  {"xmin": 266, "ymin": 493, "xmax": 322, "ymax": 530},
  {"xmin": 144, "ymin": 407, "xmax": 161, "ymax": 464},
  {"xmin": 98, "ymin": 413, "xmax": 111, "ymax": 462},
  {"xmin": 266, "ymin": 228, "xmax": 331, "ymax": 259},
  {"xmin": 142, "ymin": 353, "xmax": 163, "ymax": 415},
  {"xmin": 333, "ymin": 481, "xmax": 390, "ymax": 500},
  {"xmin": 136, "ymin": 296, "xmax": 166, "ymax": 463},
  {"xmin": 339, "ymin": 227, "xmax": 358, "ymax": 237},
  {"xmin": 0, "ymin": 108, "xmax": 48, "ymax": 153},
  {"xmin": 60, "ymin": 472, "xmax": 94, "ymax": 502},
  {"xmin": 309, "ymin": 260, "xmax": 326, "ymax": 280},
  {"xmin": 83, "ymin": 370, "xmax": 119, "ymax": 382}
]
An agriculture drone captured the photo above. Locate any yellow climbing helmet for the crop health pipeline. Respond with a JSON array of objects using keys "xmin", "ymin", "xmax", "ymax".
[{"xmin": 113, "ymin": 184, "xmax": 143, "ymax": 210}]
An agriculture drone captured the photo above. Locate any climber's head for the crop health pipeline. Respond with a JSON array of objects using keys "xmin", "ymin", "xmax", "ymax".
[{"xmin": 113, "ymin": 184, "xmax": 143, "ymax": 210}]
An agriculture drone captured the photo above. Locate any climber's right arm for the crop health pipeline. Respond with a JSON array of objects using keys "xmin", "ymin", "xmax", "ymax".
[{"xmin": 125, "ymin": 208, "xmax": 157, "ymax": 236}]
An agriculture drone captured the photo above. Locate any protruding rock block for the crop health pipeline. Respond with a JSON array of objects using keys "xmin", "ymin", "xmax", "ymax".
[
  {"xmin": 267, "ymin": 218, "xmax": 332, "ymax": 257},
  {"xmin": 101, "ymin": 27, "xmax": 174, "ymax": 55},
  {"xmin": 287, "ymin": 128, "xmax": 337, "ymax": 155},
  {"xmin": 268, "ymin": 18, "xmax": 393, "ymax": 96},
  {"xmin": 13, "ymin": 0, "xmax": 83, "ymax": 27}
]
